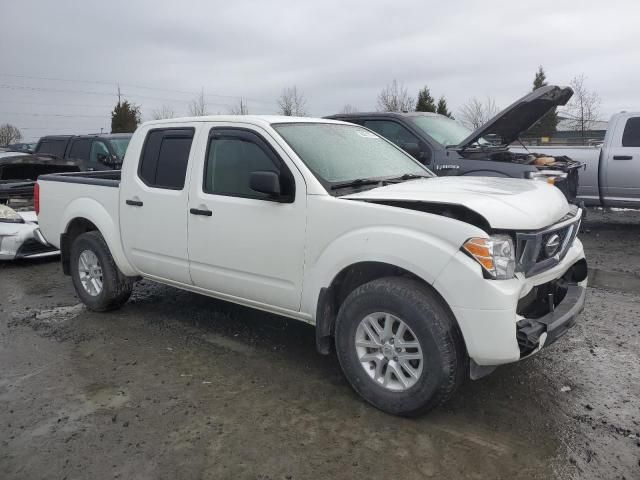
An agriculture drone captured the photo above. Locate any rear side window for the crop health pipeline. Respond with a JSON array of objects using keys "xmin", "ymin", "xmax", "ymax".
[
  {"xmin": 622, "ymin": 117, "xmax": 640, "ymax": 147},
  {"xmin": 68, "ymin": 139, "xmax": 91, "ymax": 161},
  {"xmin": 37, "ymin": 139, "xmax": 67, "ymax": 158},
  {"xmin": 139, "ymin": 128, "xmax": 194, "ymax": 189}
]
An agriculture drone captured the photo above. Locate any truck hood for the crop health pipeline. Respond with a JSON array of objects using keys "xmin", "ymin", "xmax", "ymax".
[
  {"xmin": 457, "ymin": 85, "xmax": 573, "ymax": 148},
  {"xmin": 341, "ymin": 177, "xmax": 570, "ymax": 230}
]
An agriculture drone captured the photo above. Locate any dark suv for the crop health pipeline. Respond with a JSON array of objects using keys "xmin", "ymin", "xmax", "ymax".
[
  {"xmin": 327, "ymin": 85, "xmax": 582, "ymax": 201},
  {"xmin": 35, "ymin": 133, "xmax": 131, "ymax": 171}
]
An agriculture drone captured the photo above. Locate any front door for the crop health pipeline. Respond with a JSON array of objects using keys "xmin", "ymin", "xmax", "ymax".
[
  {"xmin": 120, "ymin": 127, "xmax": 196, "ymax": 284},
  {"xmin": 187, "ymin": 125, "xmax": 306, "ymax": 312}
]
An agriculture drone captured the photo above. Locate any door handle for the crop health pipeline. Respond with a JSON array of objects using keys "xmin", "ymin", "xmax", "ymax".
[
  {"xmin": 126, "ymin": 199, "xmax": 143, "ymax": 206},
  {"xmin": 613, "ymin": 155, "xmax": 633, "ymax": 160},
  {"xmin": 190, "ymin": 207, "xmax": 212, "ymax": 216}
]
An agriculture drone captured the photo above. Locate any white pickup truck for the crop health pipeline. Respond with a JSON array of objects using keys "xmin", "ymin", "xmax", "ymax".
[
  {"xmin": 37, "ymin": 116, "xmax": 588, "ymax": 416},
  {"xmin": 512, "ymin": 112, "xmax": 640, "ymax": 208}
]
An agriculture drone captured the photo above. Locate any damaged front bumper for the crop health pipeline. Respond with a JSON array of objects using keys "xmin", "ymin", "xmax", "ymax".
[{"xmin": 0, "ymin": 211, "xmax": 58, "ymax": 260}]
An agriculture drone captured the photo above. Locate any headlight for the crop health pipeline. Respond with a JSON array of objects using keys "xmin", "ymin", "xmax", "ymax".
[
  {"xmin": 525, "ymin": 170, "xmax": 568, "ymax": 185},
  {"xmin": 462, "ymin": 234, "xmax": 515, "ymax": 280},
  {"xmin": 0, "ymin": 204, "xmax": 24, "ymax": 223}
]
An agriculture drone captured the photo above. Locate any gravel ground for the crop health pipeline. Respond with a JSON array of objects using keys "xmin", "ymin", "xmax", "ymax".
[{"xmin": 1, "ymin": 209, "xmax": 639, "ymax": 480}]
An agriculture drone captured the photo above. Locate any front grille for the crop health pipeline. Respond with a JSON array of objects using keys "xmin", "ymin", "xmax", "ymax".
[
  {"xmin": 515, "ymin": 206, "xmax": 582, "ymax": 277},
  {"xmin": 16, "ymin": 239, "xmax": 58, "ymax": 258}
]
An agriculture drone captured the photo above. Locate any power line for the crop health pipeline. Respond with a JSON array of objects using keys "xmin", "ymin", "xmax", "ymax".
[
  {"xmin": 0, "ymin": 73, "xmax": 277, "ymax": 105},
  {"xmin": 0, "ymin": 111, "xmax": 107, "ymax": 118}
]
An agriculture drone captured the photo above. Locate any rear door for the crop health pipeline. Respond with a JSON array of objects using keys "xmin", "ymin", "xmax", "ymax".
[
  {"xmin": 187, "ymin": 124, "xmax": 306, "ymax": 312},
  {"xmin": 603, "ymin": 116, "xmax": 640, "ymax": 203},
  {"xmin": 120, "ymin": 127, "xmax": 196, "ymax": 284}
]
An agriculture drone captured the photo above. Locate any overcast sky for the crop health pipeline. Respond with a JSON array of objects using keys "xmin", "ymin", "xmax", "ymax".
[{"xmin": 1, "ymin": 0, "xmax": 638, "ymax": 140}]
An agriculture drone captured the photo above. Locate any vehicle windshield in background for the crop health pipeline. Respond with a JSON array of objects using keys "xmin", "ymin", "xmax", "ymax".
[
  {"xmin": 273, "ymin": 123, "xmax": 431, "ymax": 186},
  {"xmin": 110, "ymin": 138, "xmax": 131, "ymax": 159},
  {"xmin": 410, "ymin": 115, "xmax": 490, "ymax": 147}
]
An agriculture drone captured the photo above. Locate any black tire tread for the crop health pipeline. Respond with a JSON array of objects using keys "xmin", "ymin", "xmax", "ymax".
[
  {"xmin": 335, "ymin": 276, "xmax": 467, "ymax": 416},
  {"xmin": 70, "ymin": 231, "xmax": 133, "ymax": 312}
]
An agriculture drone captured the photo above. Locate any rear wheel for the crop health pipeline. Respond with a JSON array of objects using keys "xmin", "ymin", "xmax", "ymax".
[
  {"xmin": 70, "ymin": 231, "xmax": 133, "ymax": 311},
  {"xmin": 334, "ymin": 277, "xmax": 466, "ymax": 416}
]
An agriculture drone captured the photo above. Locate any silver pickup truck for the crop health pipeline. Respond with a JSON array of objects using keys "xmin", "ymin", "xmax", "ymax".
[{"xmin": 512, "ymin": 112, "xmax": 640, "ymax": 208}]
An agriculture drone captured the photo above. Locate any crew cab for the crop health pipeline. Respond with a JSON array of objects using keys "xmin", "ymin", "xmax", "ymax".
[
  {"xmin": 511, "ymin": 112, "xmax": 640, "ymax": 208},
  {"xmin": 35, "ymin": 133, "xmax": 131, "ymax": 171},
  {"xmin": 37, "ymin": 116, "xmax": 587, "ymax": 416},
  {"xmin": 328, "ymin": 85, "xmax": 582, "ymax": 201}
]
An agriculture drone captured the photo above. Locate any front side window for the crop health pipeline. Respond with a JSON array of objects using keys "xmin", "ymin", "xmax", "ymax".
[
  {"xmin": 273, "ymin": 123, "xmax": 430, "ymax": 185},
  {"xmin": 622, "ymin": 117, "xmax": 640, "ymax": 147},
  {"xmin": 362, "ymin": 120, "xmax": 419, "ymax": 148},
  {"xmin": 139, "ymin": 128, "xmax": 194, "ymax": 189},
  {"xmin": 204, "ymin": 130, "xmax": 287, "ymax": 200},
  {"xmin": 110, "ymin": 137, "xmax": 131, "ymax": 160},
  {"xmin": 89, "ymin": 141, "xmax": 110, "ymax": 167}
]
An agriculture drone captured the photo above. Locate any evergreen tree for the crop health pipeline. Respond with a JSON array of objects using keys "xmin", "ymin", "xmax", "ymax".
[
  {"xmin": 526, "ymin": 66, "xmax": 558, "ymax": 138},
  {"xmin": 415, "ymin": 86, "xmax": 436, "ymax": 112},
  {"xmin": 436, "ymin": 96, "xmax": 453, "ymax": 118},
  {"xmin": 111, "ymin": 97, "xmax": 141, "ymax": 133}
]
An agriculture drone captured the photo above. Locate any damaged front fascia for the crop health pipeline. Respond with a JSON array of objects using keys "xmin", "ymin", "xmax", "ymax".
[{"xmin": 357, "ymin": 199, "xmax": 492, "ymax": 232}]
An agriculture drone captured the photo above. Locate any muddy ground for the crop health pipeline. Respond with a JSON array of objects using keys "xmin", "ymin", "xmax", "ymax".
[{"xmin": 1, "ymin": 208, "xmax": 639, "ymax": 480}]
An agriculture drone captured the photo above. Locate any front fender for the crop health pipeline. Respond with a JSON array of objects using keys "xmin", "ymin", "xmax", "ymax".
[
  {"xmin": 61, "ymin": 197, "xmax": 136, "ymax": 276},
  {"xmin": 301, "ymin": 225, "xmax": 472, "ymax": 320}
]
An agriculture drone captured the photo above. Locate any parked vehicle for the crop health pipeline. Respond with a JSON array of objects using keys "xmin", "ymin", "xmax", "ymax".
[
  {"xmin": 37, "ymin": 116, "xmax": 587, "ymax": 416},
  {"xmin": 0, "ymin": 152, "xmax": 79, "ymax": 260},
  {"xmin": 327, "ymin": 85, "xmax": 582, "ymax": 201},
  {"xmin": 35, "ymin": 133, "xmax": 132, "ymax": 171},
  {"xmin": 510, "ymin": 112, "xmax": 640, "ymax": 208},
  {"xmin": 5, "ymin": 142, "xmax": 37, "ymax": 154}
]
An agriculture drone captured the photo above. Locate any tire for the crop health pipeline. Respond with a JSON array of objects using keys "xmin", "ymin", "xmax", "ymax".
[
  {"xmin": 334, "ymin": 277, "xmax": 466, "ymax": 416},
  {"xmin": 70, "ymin": 231, "xmax": 133, "ymax": 312}
]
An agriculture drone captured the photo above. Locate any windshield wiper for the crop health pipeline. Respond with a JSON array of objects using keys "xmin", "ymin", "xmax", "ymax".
[
  {"xmin": 330, "ymin": 178, "xmax": 383, "ymax": 190},
  {"xmin": 385, "ymin": 173, "xmax": 430, "ymax": 183}
]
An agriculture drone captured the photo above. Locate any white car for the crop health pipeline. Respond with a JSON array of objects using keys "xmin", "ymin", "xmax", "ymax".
[
  {"xmin": 0, "ymin": 184, "xmax": 56, "ymax": 260},
  {"xmin": 36, "ymin": 116, "xmax": 587, "ymax": 416}
]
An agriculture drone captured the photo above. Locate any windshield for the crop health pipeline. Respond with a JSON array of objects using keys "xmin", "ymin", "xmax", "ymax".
[
  {"xmin": 110, "ymin": 138, "xmax": 131, "ymax": 159},
  {"xmin": 410, "ymin": 115, "xmax": 489, "ymax": 147},
  {"xmin": 273, "ymin": 123, "xmax": 431, "ymax": 186}
]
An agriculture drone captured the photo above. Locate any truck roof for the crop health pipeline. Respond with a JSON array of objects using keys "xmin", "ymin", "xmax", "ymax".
[{"xmin": 141, "ymin": 115, "xmax": 350, "ymax": 129}]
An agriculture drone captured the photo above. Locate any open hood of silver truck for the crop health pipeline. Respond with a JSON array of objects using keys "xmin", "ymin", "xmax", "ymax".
[{"xmin": 457, "ymin": 85, "xmax": 574, "ymax": 148}]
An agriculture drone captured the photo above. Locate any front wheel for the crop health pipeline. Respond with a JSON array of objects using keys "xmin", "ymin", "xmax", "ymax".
[
  {"xmin": 334, "ymin": 277, "xmax": 466, "ymax": 416},
  {"xmin": 70, "ymin": 231, "xmax": 133, "ymax": 312}
]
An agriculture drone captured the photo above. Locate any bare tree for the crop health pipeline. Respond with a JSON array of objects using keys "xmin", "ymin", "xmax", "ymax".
[
  {"xmin": 457, "ymin": 97, "xmax": 500, "ymax": 129},
  {"xmin": 277, "ymin": 86, "xmax": 307, "ymax": 116},
  {"xmin": 150, "ymin": 105, "xmax": 176, "ymax": 120},
  {"xmin": 561, "ymin": 74, "xmax": 602, "ymax": 140},
  {"xmin": 341, "ymin": 104, "xmax": 359, "ymax": 114},
  {"xmin": 0, "ymin": 123, "xmax": 22, "ymax": 146},
  {"xmin": 188, "ymin": 89, "xmax": 208, "ymax": 116},
  {"xmin": 376, "ymin": 79, "xmax": 414, "ymax": 112},
  {"xmin": 228, "ymin": 98, "xmax": 249, "ymax": 115}
]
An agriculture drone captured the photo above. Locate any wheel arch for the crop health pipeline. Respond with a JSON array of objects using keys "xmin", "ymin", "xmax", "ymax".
[
  {"xmin": 314, "ymin": 261, "xmax": 462, "ymax": 356},
  {"xmin": 59, "ymin": 198, "xmax": 136, "ymax": 276}
]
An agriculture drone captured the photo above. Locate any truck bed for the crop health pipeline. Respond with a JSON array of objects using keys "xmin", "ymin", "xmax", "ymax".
[{"xmin": 37, "ymin": 170, "xmax": 122, "ymax": 250}]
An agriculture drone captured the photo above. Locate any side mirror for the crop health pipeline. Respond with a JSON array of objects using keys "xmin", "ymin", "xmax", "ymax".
[
  {"xmin": 250, "ymin": 171, "xmax": 281, "ymax": 197},
  {"xmin": 401, "ymin": 142, "xmax": 431, "ymax": 165},
  {"xmin": 96, "ymin": 153, "xmax": 109, "ymax": 164}
]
